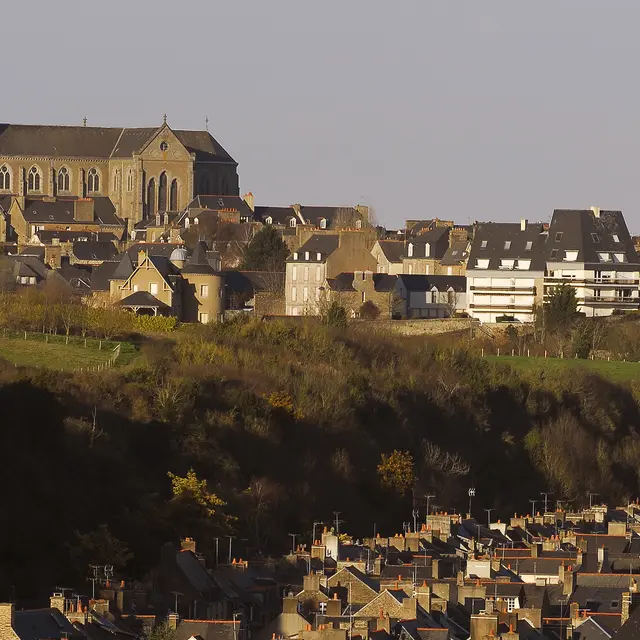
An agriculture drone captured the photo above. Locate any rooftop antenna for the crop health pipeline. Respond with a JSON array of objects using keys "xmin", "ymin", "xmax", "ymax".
[
  {"xmin": 425, "ymin": 494, "xmax": 436, "ymax": 517},
  {"xmin": 468, "ymin": 487, "xmax": 476, "ymax": 519},
  {"xmin": 170, "ymin": 590, "xmax": 183, "ymax": 614},
  {"xmin": 288, "ymin": 533, "xmax": 298, "ymax": 556},
  {"xmin": 412, "ymin": 509, "xmax": 419, "ymax": 533},
  {"xmin": 484, "ymin": 508, "xmax": 494, "ymax": 527},
  {"xmin": 541, "ymin": 492, "xmax": 552, "ymax": 514},
  {"xmin": 587, "ymin": 492, "xmax": 599, "ymax": 509},
  {"xmin": 205, "ymin": 116, "xmax": 209, "ymax": 132},
  {"xmin": 82, "ymin": 117, "xmax": 87, "ymax": 127},
  {"xmin": 163, "ymin": 114, "xmax": 167, "ymax": 125},
  {"xmin": 529, "ymin": 499, "xmax": 538, "ymax": 517},
  {"xmin": 333, "ymin": 511, "xmax": 344, "ymax": 535}
]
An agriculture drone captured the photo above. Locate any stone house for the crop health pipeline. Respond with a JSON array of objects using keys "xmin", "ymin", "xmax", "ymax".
[
  {"xmin": 285, "ymin": 232, "xmax": 377, "ymax": 316},
  {"xmin": 371, "ymin": 240, "xmax": 404, "ymax": 275},
  {"xmin": 323, "ymin": 272, "xmax": 398, "ymax": 318},
  {"xmin": 402, "ymin": 227, "xmax": 469, "ymax": 276}
]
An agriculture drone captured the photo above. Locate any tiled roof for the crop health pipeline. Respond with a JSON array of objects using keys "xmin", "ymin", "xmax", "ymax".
[{"xmin": 288, "ymin": 235, "xmax": 340, "ymax": 262}]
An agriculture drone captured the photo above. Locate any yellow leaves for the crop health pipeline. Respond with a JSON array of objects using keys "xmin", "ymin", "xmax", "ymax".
[
  {"xmin": 377, "ymin": 450, "xmax": 414, "ymax": 495},
  {"xmin": 267, "ymin": 391, "xmax": 294, "ymax": 413},
  {"xmin": 167, "ymin": 468, "xmax": 225, "ymax": 516}
]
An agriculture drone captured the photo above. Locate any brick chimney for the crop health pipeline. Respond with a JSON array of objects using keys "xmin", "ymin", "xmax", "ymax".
[
  {"xmin": 181, "ymin": 538, "xmax": 196, "ymax": 553},
  {"xmin": 0, "ymin": 603, "xmax": 15, "ymax": 635},
  {"xmin": 74, "ymin": 198, "xmax": 94, "ymax": 222},
  {"xmin": 167, "ymin": 613, "xmax": 179, "ymax": 631},
  {"xmin": 243, "ymin": 192, "xmax": 255, "ymax": 212}
]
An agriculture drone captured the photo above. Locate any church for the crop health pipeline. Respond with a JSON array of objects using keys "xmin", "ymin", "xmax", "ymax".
[{"xmin": 0, "ymin": 118, "xmax": 239, "ymax": 236}]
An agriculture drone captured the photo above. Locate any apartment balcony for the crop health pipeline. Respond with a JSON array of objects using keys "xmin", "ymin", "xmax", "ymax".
[
  {"xmin": 544, "ymin": 277, "xmax": 639, "ymax": 287},
  {"xmin": 469, "ymin": 303, "xmax": 534, "ymax": 311},
  {"xmin": 470, "ymin": 286, "xmax": 536, "ymax": 294},
  {"xmin": 582, "ymin": 296, "xmax": 639, "ymax": 306}
]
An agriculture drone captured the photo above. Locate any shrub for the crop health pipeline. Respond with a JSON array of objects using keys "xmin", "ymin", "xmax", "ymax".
[
  {"xmin": 360, "ymin": 300, "xmax": 380, "ymax": 320},
  {"xmin": 133, "ymin": 315, "xmax": 177, "ymax": 333},
  {"xmin": 324, "ymin": 302, "xmax": 347, "ymax": 329}
]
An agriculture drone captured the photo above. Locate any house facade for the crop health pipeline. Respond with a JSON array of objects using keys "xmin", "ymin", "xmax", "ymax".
[{"xmin": 395, "ymin": 274, "xmax": 467, "ymax": 319}]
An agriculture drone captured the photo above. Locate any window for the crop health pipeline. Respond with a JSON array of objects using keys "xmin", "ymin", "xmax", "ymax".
[
  {"xmin": 425, "ymin": 243, "xmax": 431, "ymax": 257},
  {"xmin": 355, "ymin": 220, "xmax": 362, "ymax": 229},
  {"xmin": 57, "ymin": 167, "xmax": 70, "ymax": 192},
  {"xmin": 598, "ymin": 252, "xmax": 612, "ymax": 262},
  {"xmin": 408, "ymin": 243, "xmax": 414, "ymax": 257},
  {"xmin": 319, "ymin": 602, "xmax": 327, "ymax": 615},
  {"xmin": 480, "ymin": 240, "xmax": 488, "ymax": 249},
  {"xmin": 150, "ymin": 283, "xmax": 159, "ymax": 295},
  {"xmin": 27, "ymin": 166, "xmax": 42, "ymax": 192},
  {"xmin": 408, "ymin": 264, "xmax": 414, "ymax": 274},
  {"xmin": 517, "ymin": 259, "xmax": 531, "ymax": 270},
  {"xmin": 133, "ymin": 284, "xmax": 139, "ymax": 292},
  {"xmin": 199, "ymin": 312, "xmax": 209, "ymax": 324},
  {"xmin": 564, "ymin": 250, "xmax": 579, "ymax": 262},
  {"xmin": 316, "ymin": 253, "xmax": 321, "ymax": 260},
  {"xmin": 158, "ymin": 172, "xmax": 168, "ymax": 212},
  {"xmin": 431, "ymin": 290, "xmax": 438, "ymax": 304},
  {"xmin": 87, "ymin": 167, "xmax": 100, "ymax": 193},
  {"xmin": 292, "ymin": 266, "xmax": 297, "ymax": 282},
  {"xmin": 476, "ymin": 258, "xmax": 490, "ymax": 269},
  {"xmin": 304, "ymin": 251, "xmax": 309, "ymax": 261},
  {"xmin": 304, "ymin": 266, "xmax": 309, "ymax": 281},
  {"xmin": 303, "ymin": 286, "xmax": 309, "ymax": 302},
  {"xmin": 525, "ymin": 241, "xmax": 532, "ymax": 251},
  {"xmin": 170, "ymin": 179, "xmax": 178, "ymax": 210},
  {"xmin": 504, "ymin": 241, "xmax": 511, "ymax": 250},
  {"xmin": 291, "ymin": 286, "xmax": 297, "ymax": 302},
  {"xmin": 550, "ymin": 249, "xmax": 559, "ymax": 259},
  {"xmin": 316, "ymin": 266, "xmax": 321, "ymax": 281},
  {"xmin": 127, "ymin": 169, "xmax": 134, "ymax": 192},
  {"xmin": 611, "ymin": 601, "xmax": 620, "ymax": 609},
  {"xmin": 448, "ymin": 266, "xmax": 453, "ymax": 275},
  {"xmin": 612, "ymin": 234, "xmax": 620, "ymax": 243},
  {"xmin": 555, "ymin": 232, "xmax": 563, "ymax": 242},
  {"xmin": 614, "ymin": 253, "xmax": 627, "ymax": 263},
  {"xmin": 500, "ymin": 259, "xmax": 515, "ymax": 269},
  {"xmin": 113, "ymin": 169, "xmax": 119, "ymax": 192},
  {"xmin": 591, "ymin": 233, "xmax": 600, "ymax": 243},
  {"xmin": 290, "ymin": 218, "xmax": 297, "ymax": 228},
  {"xmin": 160, "ymin": 141, "xmax": 169, "ymax": 152},
  {"xmin": 0, "ymin": 165, "xmax": 10, "ymax": 190},
  {"xmin": 200, "ymin": 284, "xmax": 209, "ymax": 298},
  {"xmin": 146, "ymin": 178, "xmax": 156, "ymax": 216},
  {"xmin": 319, "ymin": 218, "xmax": 327, "ymax": 229}
]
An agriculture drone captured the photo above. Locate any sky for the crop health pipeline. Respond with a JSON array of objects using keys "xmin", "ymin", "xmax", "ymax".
[{"xmin": 4, "ymin": 1, "xmax": 640, "ymax": 230}]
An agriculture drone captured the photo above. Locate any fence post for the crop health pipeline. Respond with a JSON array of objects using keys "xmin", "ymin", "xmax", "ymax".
[
  {"xmin": 84, "ymin": 338, "xmax": 87, "ymax": 348},
  {"xmin": 481, "ymin": 348, "xmax": 484, "ymax": 358},
  {"xmin": 527, "ymin": 349, "xmax": 530, "ymax": 357},
  {"xmin": 497, "ymin": 348, "xmax": 500, "ymax": 357},
  {"xmin": 544, "ymin": 350, "xmax": 547, "ymax": 358},
  {"xmin": 511, "ymin": 349, "xmax": 514, "ymax": 357},
  {"xmin": 24, "ymin": 331, "xmax": 27, "ymax": 340},
  {"xmin": 99, "ymin": 340, "xmax": 102, "ymax": 350}
]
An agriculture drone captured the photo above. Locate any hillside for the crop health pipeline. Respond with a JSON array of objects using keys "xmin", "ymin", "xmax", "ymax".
[{"xmin": 2, "ymin": 318, "xmax": 640, "ymax": 600}]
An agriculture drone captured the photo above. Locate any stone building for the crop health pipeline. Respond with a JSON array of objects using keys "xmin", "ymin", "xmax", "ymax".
[{"xmin": 0, "ymin": 119, "xmax": 239, "ymax": 239}]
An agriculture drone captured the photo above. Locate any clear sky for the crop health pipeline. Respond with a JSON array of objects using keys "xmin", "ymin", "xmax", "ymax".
[{"xmin": 4, "ymin": 1, "xmax": 640, "ymax": 229}]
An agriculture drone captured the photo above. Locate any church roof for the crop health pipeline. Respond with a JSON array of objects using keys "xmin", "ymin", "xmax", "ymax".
[{"xmin": 0, "ymin": 124, "xmax": 236, "ymax": 163}]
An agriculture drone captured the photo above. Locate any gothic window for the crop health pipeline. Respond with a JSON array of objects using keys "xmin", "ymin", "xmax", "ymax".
[
  {"xmin": 158, "ymin": 172, "xmax": 168, "ymax": 212},
  {"xmin": 57, "ymin": 167, "xmax": 70, "ymax": 192},
  {"xmin": 113, "ymin": 169, "xmax": 120, "ymax": 192},
  {"xmin": 170, "ymin": 179, "xmax": 178, "ymax": 211},
  {"xmin": 0, "ymin": 165, "xmax": 10, "ymax": 191},
  {"xmin": 87, "ymin": 167, "xmax": 100, "ymax": 193},
  {"xmin": 126, "ymin": 169, "xmax": 134, "ymax": 192},
  {"xmin": 27, "ymin": 166, "xmax": 42, "ymax": 192},
  {"xmin": 147, "ymin": 178, "xmax": 156, "ymax": 217}
]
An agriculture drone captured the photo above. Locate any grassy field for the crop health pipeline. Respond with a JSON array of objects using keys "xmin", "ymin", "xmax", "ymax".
[
  {"xmin": 0, "ymin": 335, "xmax": 137, "ymax": 371},
  {"xmin": 486, "ymin": 355, "xmax": 640, "ymax": 382}
]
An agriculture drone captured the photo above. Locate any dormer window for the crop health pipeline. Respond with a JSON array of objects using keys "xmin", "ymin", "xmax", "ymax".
[
  {"xmin": 504, "ymin": 241, "xmax": 511, "ymax": 250},
  {"xmin": 555, "ymin": 232, "xmax": 563, "ymax": 242},
  {"xmin": 564, "ymin": 250, "xmax": 578, "ymax": 262},
  {"xmin": 293, "ymin": 252, "xmax": 298, "ymax": 260},
  {"xmin": 612, "ymin": 234, "xmax": 620, "ymax": 243},
  {"xmin": 290, "ymin": 218, "xmax": 297, "ymax": 228},
  {"xmin": 517, "ymin": 259, "xmax": 531, "ymax": 270},
  {"xmin": 476, "ymin": 258, "xmax": 490, "ymax": 269},
  {"xmin": 480, "ymin": 240, "xmax": 488, "ymax": 249},
  {"xmin": 194, "ymin": 217, "xmax": 199, "ymax": 225},
  {"xmin": 550, "ymin": 249, "xmax": 559, "ymax": 259},
  {"xmin": 500, "ymin": 259, "xmax": 515, "ymax": 269},
  {"xmin": 598, "ymin": 252, "xmax": 611, "ymax": 262},
  {"xmin": 425, "ymin": 243, "xmax": 431, "ymax": 257},
  {"xmin": 265, "ymin": 216, "xmax": 273, "ymax": 225},
  {"xmin": 355, "ymin": 220, "xmax": 362, "ymax": 229},
  {"xmin": 525, "ymin": 241, "xmax": 532, "ymax": 251},
  {"xmin": 316, "ymin": 253, "xmax": 321, "ymax": 260},
  {"xmin": 408, "ymin": 243, "xmax": 414, "ymax": 257},
  {"xmin": 614, "ymin": 253, "xmax": 627, "ymax": 263},
  {"xmin": 591, "ymin": 233, "xmax": 600, "ymax": 243},
  {"xmin": 319, "ymin": 218, "xmax": 327, "ymax": 229},
  {"xmin": 305, "ymin": 251, "xmax": 310, "ymax": 260}
]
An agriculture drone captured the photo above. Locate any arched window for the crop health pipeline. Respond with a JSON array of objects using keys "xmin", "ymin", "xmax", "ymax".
[
  {"xmin": 0, "ymin": 165, "xmax": 10, "ymax": 191},
  {"xmin": 57, "ymin": 167, "xmax": 70, "ymax": 193},
  {"xmin": 355, "ymin": 220, "xmax": 362, "ymax": 230},
  {"xmin": 126, "ymin": 169, "xmax": 134, "ymax": 192},
  {"xmin": 146, "ymin": 178, "xmax": 156, "ymax": 217},
  {"xmin": 407, "ymin": 243, "xmax": 414, "ymax": 257},
  {"xmin": 319, "ymin": 218, "xmax": 327, "ymax": 229},
  {"xmin": 199, "ymin": 173, "xmax": 211, "ymax": 195},
  {"xmin": 158, "ymin": 172, "xmax": 168, "ymax": 212},
  {"xmin": 87, "ymin": 168, "xmax": 100, "ymax": 193},
  {"xmin": 113, "ymin": 169, "xmax": 120, "ymax": 192},
  {"xmin": 27, "ymin": 166, "xmax": 42, "ymax": 192},
  {"xmin": 265, "ymin": 216, "xmax": 273, "ymax": 225},
  {"xmin": 170, "ymin": 179, "xmax": 178, "ymax": 211},
  {"xmin": 289, "ymin": 218, "xmax": 297, "ymax": 228}
]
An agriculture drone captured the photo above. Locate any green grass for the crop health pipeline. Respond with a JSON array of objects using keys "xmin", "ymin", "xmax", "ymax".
[
  {"xmin": 0, "ymin": 335, "xmax": 138, "ymax": 371},
  {"xmin": 486, "ymin": 355, "xmax": 640, "ymax": 382}
]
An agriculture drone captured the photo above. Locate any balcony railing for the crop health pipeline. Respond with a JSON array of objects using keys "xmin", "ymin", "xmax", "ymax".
[
  {"xmin": 582, "ymin": 296, "xmax": 638, "ymax": 305},
  {"xmin": 469, "ymin": 303, "xmax": 534, "ymax": 311},
  {"xmin": 544, "ymin": 277, "xmax": 639, "ymax": 286},
  {"xmin": 470, "ymin": 286, "xmax": 536, "ymax": 294}
]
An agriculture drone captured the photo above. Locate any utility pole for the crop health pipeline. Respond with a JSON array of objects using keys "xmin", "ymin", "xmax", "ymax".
[
  {"xmin": 333, "ymin": 511, "xmax": 344, "ymax": 535},
  {"xmin": 541, "ymin": 492, "xmax": 552, "ymax": 514},
  {"xmin": 484, "ymin": 508, "xmax": 494, "ymax": 527},
  {"xmin": 425, "ymin": 495, "xmax": 435, "ymax": 518},
  {"xmin": 289, "ymin": 533, "xmax": 298, "ymax": 555},
  {"xmin": 214, "ymin": 538, "xmax": 219, "ymax": 566}
]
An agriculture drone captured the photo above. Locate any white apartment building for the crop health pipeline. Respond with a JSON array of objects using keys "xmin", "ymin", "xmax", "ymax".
[
  {"xmin": 466, "ymin": 220, "xmax": 547, "ymax": 323},
  {"xmin": 544, "ymin": 208, "xmax": 640, "ymax": 316}
]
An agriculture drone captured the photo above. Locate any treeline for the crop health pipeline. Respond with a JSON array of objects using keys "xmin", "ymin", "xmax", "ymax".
[{"xmin": 2, "ymin": 315, "xmax": 640, "ymax": 602}]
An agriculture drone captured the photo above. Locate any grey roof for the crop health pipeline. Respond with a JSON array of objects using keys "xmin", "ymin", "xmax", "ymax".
[
  {"xmin": 14, "ymin": 608, "xmax": 80, "ymax": 640},
  {"xmin": 547, "ymin": 209, "xmax": 638, "ymax": 266},
  {"xmin": 326, "ymin": 272, "xmax": 398, "ymax": 292},
  {"xmin": 57, "ymin": 264, "xmax": 92, "ymax": 292},
  {"xmin": 572, "ymin": 586, "xmax": 625, "ymax": 613},
  {"xmin": 223, "ymin": 270, "xmax": 285, "ymax": 294},
  {"xmin": 288, "ymin": 235, "xmax": 340, "ymax": 262},
  {"xmin": 173, "ymin": 621, "xmax": 237, "ymax": 640},
  {"xmin": 397, "ymin": 274, "xmax": 466, "ymax": 293},
  {"xmin": 90, "ymin": 261, "xmax": 119, "ymax": 291},
  {"xmin": 0, "ymin": 124, "xmax": 236, "ymax": 163},
  {"xmin": 616, "ymin": 602, "xmax": 640, "ymax": 640},
  {"xmin": 466, "ymin": 222, "xmax": 547, "ymax": 271},
  {"xmin": 377, "ymin": 240, "xmax": 404, "ymax": 263},
  {"xmin": 176, "ymin": 549, "xmax": 217, "ymax": 593},
  {"xmin": 10, "ymin": 255, "xmax": 50, "ymax": 279},
  {"xmin": 0, "ymin": 194, "xmax": 11, "ymax": 212},
  {"xmin": 405, "ymin": 227, "xmax": 451, "ymax": 260},
  {"xmin": 127, "ymin": 242, "xmax": 183, "ymax": 262},
  {"xmin": 299, "ymin": 205, "xmax": 365, "ymax": 228},
  {"xmin": 572, "ymin": 616, "xmax": 613, "ymax": 640},
  {"xmin": 72, "ymin": 241, "xmax": 119, "ymax": 262},
  {"xmin": 185, "ymin": 195, "xmax": 253, "ymax": 218},
  {"xmin": 21, "ymin": 197, "xmax": 122, "ymax": 226},
  {"xmin": 118, "ymin": 291, "xmax": 170, "ymax": 309},
  {"xmin": 441, "ymin": 241, "xmax": 470, "ymax": 266},
  {"xmin": 182, "ymin": 241, "xmax": 217, "ymax": 275},
  {"xmin": 255, "ymin": 205, "xmax": 297, "ymax": 225},
  {"xmin": 34, "ymin": 230, "xmax": 118, "ymax": 243},
  {"xmin": 111, "ymin": 252, "xmax": 135, "ymax": 281}
]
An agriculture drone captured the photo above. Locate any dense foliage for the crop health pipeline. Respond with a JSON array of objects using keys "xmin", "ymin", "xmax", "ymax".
[
  {"xmin": 3, "ymin": 317, "xmax": 640, "ymax": 601},
  {"xmin": 240, "ymin": 226, "xmax": 290, "ymax": 271}
]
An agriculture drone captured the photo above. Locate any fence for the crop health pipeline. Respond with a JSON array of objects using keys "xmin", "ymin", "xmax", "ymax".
[{"xmin": 480, "ymin": 347, "xmax": 634, "ymax": 364}]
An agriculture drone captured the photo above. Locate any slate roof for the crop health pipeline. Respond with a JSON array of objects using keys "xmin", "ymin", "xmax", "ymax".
[
  {"xmin": 616, "ymin": 602, "xmax": 640, "ymax": 640},
  {"xmin": 127, "ymin": 242, "xmax": 183, "ymax": 262},
  {"xmin": 118, "ymin": 291, "xmax": 170, "ymax": 309},
  {"xmin": 572, "ymin": 586, "xmax": 625, "ymax": 613},
  {"xmin": 21, "ymin": 197, "xmax": 122, "ymax": 226},
  {"xmin": 34, "ymin": 230, "xmax": 118, "ymax": 243},
  {"xmin": 441, "ymin": 242, "xmax": 470, "ymax": 266},
  {"xmin": 255, "ymin": 205, "xmax": 297, "ymax": 225},
  {"xmin": 299, "ymin": 205, "xmax": 366, "ymax": 228},
  {"xmin": 0, "ymin": 124, "xmax": 236, "ymax": 163},
  {"xmin": 397, "ymin": 274, "xmax": 466, "ymax": 293},
  {"xmin": 572, "ymin": 616, "xmax": 613, "ymax": 640},
  {"xmin": 90, "ymin": 261, "xmax": 119, "ymax": 291},
  {"xmin": 546, "ymin": 209, "xmax": 638, "ymax": 266},
  {"xmin": 184, "ymin": 195, "xmax": 253, "ymax": 218},
  {"xmin": 466, "ymin": 222, "xmax": 547, "ymax": 271},
  {"xmin": 173, "ymin": 621, "xmax": 238, "ymax": 640},
  {"xmin": 377, "ymin": 240, "xmax": 404, "ymax": 263},
  {"xmin": 288, "ymin": 235, "xmax": 340, "ymax": 262},
  {"xmin": 14, "ymin": 608, "xmax": 80, "ymax": 640},
  {"xmin": 326, "ymin": 272, "xmax": 398, "ymax": 292},
  {"xmin": 223, "ymin": 270, "xmax": 285, "ymax": 295},
  {"xmin": 176, "ymin": 549, "xmax": 217, "ymax": 593},
  {"xmin": 111, "ymin": 252, "xmax": 135, "ymax": 281},
  {"xmin": 181, "ymin": 241, "xmax": 218, "ymax": 275},
  {"xmin": 405, "ymin": 227, "xmax": 451, "ymax": 260},
  {"xmin": 72, "ymin": 241, "xmax": 119, "ymax": 262},
  {"xmin": 57, "ymin": 264, "xmax": 92, "ymax": 292}
]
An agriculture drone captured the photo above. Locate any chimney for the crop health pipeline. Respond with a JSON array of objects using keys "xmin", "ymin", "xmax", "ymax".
[
  {"xmin": 597, "ymin": 546, "xmax": 608, "ymax": 572},
  {"xmin": 363, "ymin": 270, "xmax": 374, "ymax": 282},
  {"xmin": 591, "ymin": 206, "xmax": 601, "ymax": 218},
  {"xmin": 622, "ymin": 592, "xmax": 632, "ymax": 626},
  {"xmin": 50, "ymin": 592, "xmax": 66, "ymax": 613},
  {"xmin": 155, "ymin": 213, "xmax": 161, "ymax": 226},
  {"xmin": 74, "ymin": 199, "xmax": 94, "ymax": 222},
  {"xmin": 303, "ymin": 575, "xmax": 321, "ymax": 593},
  {"xmin": 181, "ymin": 538, "xmax": 197, "ymax": 553},
  {"xmin": 520, "ymin": 219, "xmax": 527, "ymax": 232},
  {"xmin": 167, "ymin": 613, "xmax": 179, "ymax": 631},
  {"xmin": 326, "ymin": 595, "xmax": 342, "ymax": 617},
  {"xmin": 0, "ymin": 603, "xmax": 15, "ymax": 631},
  {"xmin": 562, "ymin": 568, "xmax": 575, "ymax": 597},
  {"xmin": 138, "ymin": 248, "xmax": 147, "ymax": 265},
  {"xmin": 243, "ymin": 192, "xmax": 255, "ymax": 212}
]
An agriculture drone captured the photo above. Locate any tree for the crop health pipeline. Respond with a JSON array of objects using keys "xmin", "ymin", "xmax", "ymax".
[
  {"xmin": 240, "ymin": 226, "xmax": 289, "ymax": 271},
  {"xmin": 147, "ymin": 622, "xmax": 175, "ymax": 640},
  {"xmin": 69, "ymin": 524, "xmax": 133, "ymax": 575},
  {"xmin": 545, "ymin": 284, "xmax": 578, "ymax": 333},
  {"xmin": 377, "ymin": 450, "xmax": 414, "ymax": 494},
  {"xmin": 359, "ymin": 300, "xmax": 380, "ymax": 320},
  {"xmin": 323, "ymin": 301, "xmax": 348, "ymax": 328}
]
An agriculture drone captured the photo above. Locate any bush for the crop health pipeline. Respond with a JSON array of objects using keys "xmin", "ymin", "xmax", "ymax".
[
  {"xmin": 133, "ymin": 315, "xmax": 177, "ymax": 333},
  {"xmin": 324, "ymin": 302, "xmax": 347, "ymax": 329},
  {"xmin": 360, "ymin": 300, "xmax": 380, "ymax": 320}
]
